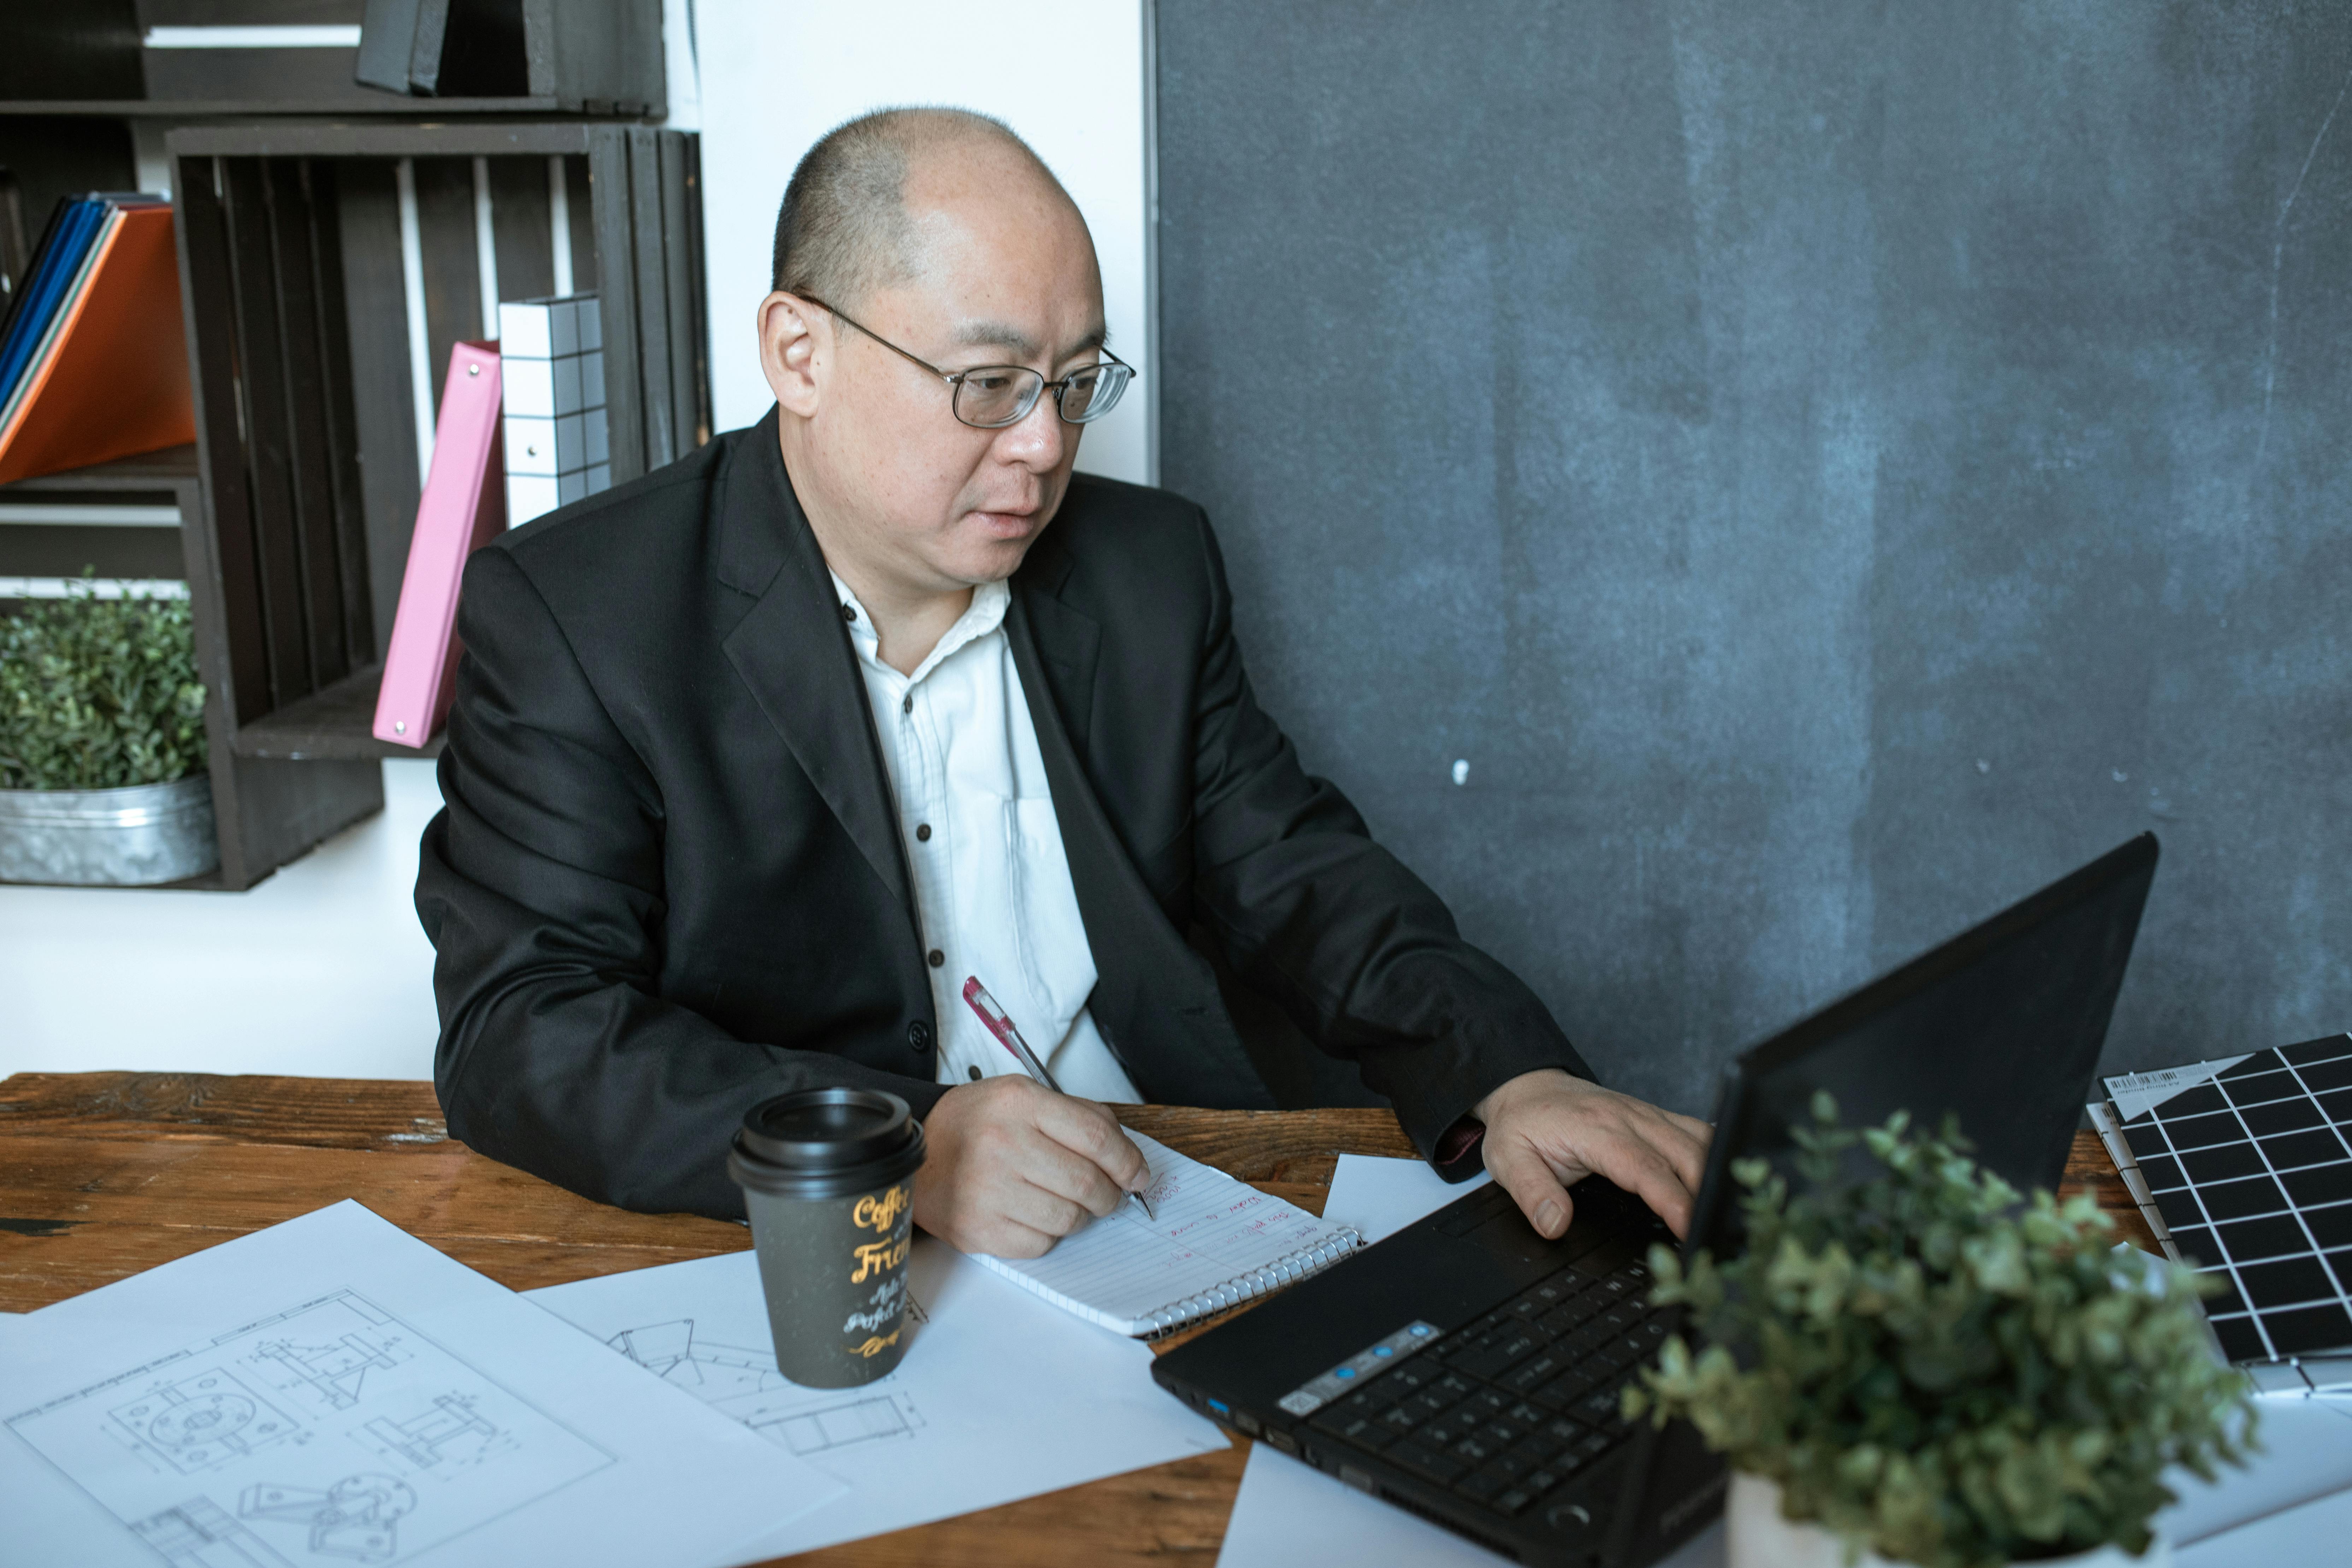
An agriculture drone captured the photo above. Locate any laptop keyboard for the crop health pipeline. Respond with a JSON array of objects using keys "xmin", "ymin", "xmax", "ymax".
[{"xmin": 1302, "ymin": 1257, "xmax": 1668, "ymax": 1520}]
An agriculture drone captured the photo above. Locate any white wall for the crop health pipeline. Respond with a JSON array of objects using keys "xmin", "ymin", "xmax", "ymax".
[
  {"xmin": 695, "ymin": 0, "xmax": 1154, "ymax": 483},
  {"xmin": 0, "ymin": 2, "xmax": 1153, "ymax": 1084},
  {"xmin": 0, "ymin": 762, "xmax": 446, "ymax": 1080}
]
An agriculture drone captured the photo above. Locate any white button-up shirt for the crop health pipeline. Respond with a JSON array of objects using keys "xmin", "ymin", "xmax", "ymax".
[{"xmin": 832, "ymin": 572, "xmax": 1143, "ymax": 1103}]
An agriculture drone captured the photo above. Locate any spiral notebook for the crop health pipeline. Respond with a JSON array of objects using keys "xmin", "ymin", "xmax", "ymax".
[{"xmin": 975, "ymin": 1132, "xmax": 1366, "ymax": 1337}]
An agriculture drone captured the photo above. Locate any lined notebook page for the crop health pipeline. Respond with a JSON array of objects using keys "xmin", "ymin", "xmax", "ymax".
[{"xmin": 973, "ymin": 1132, "xmax": 1363, "ymax": 1336}]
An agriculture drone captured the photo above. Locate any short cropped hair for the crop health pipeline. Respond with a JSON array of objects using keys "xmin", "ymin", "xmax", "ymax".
[{"xmin": 771, "ymin": 107, "xmax": 1065, "ymax": 306}]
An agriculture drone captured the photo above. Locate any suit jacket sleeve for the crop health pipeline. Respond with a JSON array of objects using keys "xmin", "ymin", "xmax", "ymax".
[
  {"xmin": 415, "ymin": 546, "xmax": 946, "ymax": 1217},
  {"xmin": 1181, "ymin": 511, "xmax": 1591, "ymax": 1175}
]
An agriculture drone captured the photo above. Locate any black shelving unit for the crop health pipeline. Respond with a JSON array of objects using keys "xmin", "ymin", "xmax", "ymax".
[
  {"xmin": 167, "ymin": 119, "xmax": 707, "ymax": 765},
  {"xmin": 0, "ymin": 1, "xmax": 707, "ymax": 889}
]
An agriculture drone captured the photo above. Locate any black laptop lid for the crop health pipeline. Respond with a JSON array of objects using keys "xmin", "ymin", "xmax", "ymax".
[{"xmin": 1688, "ymin": 832, "xmax": 2159, "ymax": 1255}]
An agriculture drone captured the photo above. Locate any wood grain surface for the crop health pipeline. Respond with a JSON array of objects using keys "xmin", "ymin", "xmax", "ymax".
[{"xmin": 0, "ymin": 1073, "xmax": 2146, "ymax": 1564}]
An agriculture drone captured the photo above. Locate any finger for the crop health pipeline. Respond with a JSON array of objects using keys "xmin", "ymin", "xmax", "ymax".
[
  {"xmin": 999, "ymin": 1173, "xmax": 1095, "ymax": 1238},
  {"xmin": 973, "ymin": 1215, "xmax": 1060, "ymax": 1260},
  {"xmin": 1579, "ymin": 1128, "xmax": 1699, "ymax": 1240},
  {"xmin": 1032, "ymin": 1095, "xmax": 1151, "ymax": 1191},
  {"xmin": 1640, "ymin": 1110, "xmax": 1713, "ymax": 1196},
  {"xmin": 1012, "ymin": 1124, "xmax": 1130, "ymax": 1219},
  {"xmin": 1485, "ymin": 1137, "xmax": 1578, "ymax": 1240}
]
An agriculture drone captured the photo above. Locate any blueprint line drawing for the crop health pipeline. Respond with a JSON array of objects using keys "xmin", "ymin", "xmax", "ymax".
[
  {"xmin": 362, "ymin": 1395, "xmax": 500, "ymax": 1470},
  {"xmin": 111, "ymin": 1370, "xmax": 302, "ymax": 1475},
  {"xmin": 254, "ymin": 1329, "xmax": 398, "ymax": 1411},
  {"xmin": 132, "ymin": 1496, "xmax": 294, "ymax": 1568},
  {"xmin": 11, "ymin": 1290, "xmax": 614, "ymax": 1567},
  {"xmin": 241, "ymin": 1473, "xmax": 417, "ymax": 1563},
  {"xmin": 764, "ymin": 1395, "xmax": 914, "ymax": 1456},
  {"xmin": 607, "ymin": 1318, "xmax": 925, "ymax": 1458}
]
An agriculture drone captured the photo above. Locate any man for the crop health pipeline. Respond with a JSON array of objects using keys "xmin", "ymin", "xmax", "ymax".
[{"xmin": 417, "ymin": 108, "xmax": 1709, "ymax": 1259}]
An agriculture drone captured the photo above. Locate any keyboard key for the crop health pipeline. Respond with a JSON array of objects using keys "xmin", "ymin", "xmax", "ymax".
[
  {"xmin": 1433, "ymin": 1374, "xmax": 1477, "ymax": 1402},
  {"xmin": 1481, "ymin": 1420, "xmax": 1528, "ymax": 1449},
  {"xmin": 1534, "ymin": 1366, "xmax": 1598, "ymax": 1409},
  {"xmin": 1464, "ymin": 1387, "xmax": 1511, "ymax": 1418},
  {"xmin": 1452, "ymin": 1435, "xmax": 1497, "ymax": 1466},
  {"xmin": 1454, "ymin": 1334, "xmax": 1545, "ymax": 1382},
  {"xmin": 1312, "ymin": 1411, "xmax": 1396, "ymax": 1451},
  {"xmin": 1422, "ymin": 1415, "xmax": 1476, "ymax": 1450},
  {"xmin": 1486, "ymin": 1448, "xmax": 1537, "ymax": 1481},
  {"xmin": 1377, "ymin": 1405, "xmax": 1422, "ymax": 1438},
  {"xmin": 1505, "ymin": 1400, "xmax": 1546, "ymax": 1427},
  {"xmin": 1501, "ymin": 1349, "xmax": 1573, "ymax": 1396},
  {"xmin": 1387, "ymin": 1361, "xmax": 1438, "ymax": 1391},
  {"xmin": 1389, "ymin": 1440, "xmax": 1469, "ymax": 1486},
  {"xmin": 1399, "ymin": 1392, "xmax": 1453, "ymax": 1423},
  {"xmin": 1524, "ymin": 1467, "xmax": 1563, "ymax": 1495},
  {"xmin": 1576, "ymin": 1385, "xmax": 1628, "ymax": 1428},
  {"xmin": 1495, "ymin": 1487, "xmax": 1535, "ymax": 1516},
  {"xmin": 1454, "ymin": 1466, "xmax": 1507, "ymax": 1503}
]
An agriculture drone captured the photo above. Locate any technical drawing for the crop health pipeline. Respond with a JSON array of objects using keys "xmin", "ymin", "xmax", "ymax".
[
  {"xmin": 14, "ymin": 1289, "xmax": 614, "ymax": 1568},
  {"xmin": 361, "ymin": 1394, "xmax": 500, "ymax": 1469},
  {"xmin": 253, "ymin": 1333, "xmax": 399, "ymax": 1411},
  {"xmin": 758, "ymin": 1394, "xmax": 916, "ymax": 1456},
  {"xmin": 111, "ymin": 1371, "xmax": 301, "ymax": 1475},
  {"xmin": 241, "ymin": 1473, "xmax": 417, "ymax": 1563},
  {"xmin": 131, "ymin": 1496, "xmax": 294, "ymax": 1568},
  {"xmin": 607, "ymin": 1316, "xmax": 925, "ymax": 1456}
]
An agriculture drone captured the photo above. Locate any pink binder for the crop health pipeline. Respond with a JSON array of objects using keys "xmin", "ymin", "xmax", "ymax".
[{"xmin": 373, "ymin": 341, "xmax": 505, "ymax": 748}]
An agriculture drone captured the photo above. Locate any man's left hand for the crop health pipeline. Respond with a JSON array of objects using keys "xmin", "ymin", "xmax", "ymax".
[{"xmin": 1471, "ymin": 1069, "xmax": 1713, "ymax": 1240}]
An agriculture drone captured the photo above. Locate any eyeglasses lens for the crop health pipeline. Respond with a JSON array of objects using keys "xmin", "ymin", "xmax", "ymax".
[{"xmin": 954, "ymin": 368, "xmax": 1044, "ymax": 429}]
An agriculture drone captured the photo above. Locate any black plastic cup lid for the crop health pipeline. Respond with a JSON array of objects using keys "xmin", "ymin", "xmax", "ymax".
[{"xmin": 736, "ymin": 1088, "xmax": 916, "ymax": 1171}]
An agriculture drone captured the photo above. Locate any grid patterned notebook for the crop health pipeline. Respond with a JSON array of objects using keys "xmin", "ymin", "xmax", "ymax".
[{"xmin": 2089, "ymin": 1035, "xmax": 2352, "ymax": 1366}]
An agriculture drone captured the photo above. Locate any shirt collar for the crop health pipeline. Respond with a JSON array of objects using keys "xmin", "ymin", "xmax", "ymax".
[{"xmin": 829, "ymin": 571, "xmax": 1010, "ymax": 687}]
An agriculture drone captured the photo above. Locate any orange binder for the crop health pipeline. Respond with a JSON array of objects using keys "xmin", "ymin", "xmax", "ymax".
[{"xmin": 0, "ymin": 204, "xmax": 195, "ymax": 483}]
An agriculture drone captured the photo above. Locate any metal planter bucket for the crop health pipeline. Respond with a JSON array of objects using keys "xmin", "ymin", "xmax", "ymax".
[{"xmin": 0, "ymin": 774, "xmax": 220, "ymax": 886}]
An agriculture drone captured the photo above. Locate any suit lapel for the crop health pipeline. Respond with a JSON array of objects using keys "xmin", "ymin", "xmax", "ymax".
[
  {"xmin": 1008, "ymin": 582, "xmax": 1271, "ymax": 1109},
  {"xmin": 717, "ymin": 416, "xmax": 915, "ymax": 931}
]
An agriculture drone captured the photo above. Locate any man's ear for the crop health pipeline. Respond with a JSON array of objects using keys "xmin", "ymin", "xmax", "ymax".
[{"xmin": 757, "ymin": 291, "xmax": 825, "ymax": 416}]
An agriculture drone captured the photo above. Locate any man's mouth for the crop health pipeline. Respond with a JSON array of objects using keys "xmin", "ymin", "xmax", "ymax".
[{"xmin": 966, "ymin": 506, "xmax": 1040, "ymax": 538}]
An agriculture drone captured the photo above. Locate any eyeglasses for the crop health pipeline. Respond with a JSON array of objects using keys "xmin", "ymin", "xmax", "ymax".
[{"xmin": 794, "ymin": 293, "xmax": 1132, "ymax": 429}]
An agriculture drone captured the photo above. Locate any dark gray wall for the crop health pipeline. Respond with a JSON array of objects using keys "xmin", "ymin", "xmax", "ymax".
[{"xmin": 1154, "ymin": 1, "xmax": 2352, "ymax": 1117}]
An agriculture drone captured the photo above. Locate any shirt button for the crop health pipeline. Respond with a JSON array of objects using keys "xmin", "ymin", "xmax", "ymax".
[
  {"xmin": 927, "ymin": 949, "xmax": 944, "ymax": 968},
  {"xmin": 915, "ymin": 823, "xmax": 931, "ymax": 842},
  {"xmin": 902, "ymin": 693, "xmax": 913, "ymax": 715},
  {"xmin": 908, "ymin": 1020, "xmax": 932, "ymax": 1054},
  {"xmin": 840, "ymin": 603, "xmax": 856, "ymax": 622}
]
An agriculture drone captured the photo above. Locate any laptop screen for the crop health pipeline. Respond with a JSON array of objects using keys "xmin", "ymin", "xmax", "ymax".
[{"xmin": 1688, "ymin": 833, "xmax": 2159, "ymax": 1256}]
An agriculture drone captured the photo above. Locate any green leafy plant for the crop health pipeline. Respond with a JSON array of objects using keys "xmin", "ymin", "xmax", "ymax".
[
  {"xmin": 1624, "ymin": 1097, "xmax": 2253, "ymax": 1568},
  {"xmin": 0, "ymin": 579, "xmax": 207, "ymax": 791}
]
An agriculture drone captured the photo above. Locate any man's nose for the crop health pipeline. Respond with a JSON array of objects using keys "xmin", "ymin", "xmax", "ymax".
[{"xmin": 992, "ymin": 385, "xmax": 1068, "ymax": 471}]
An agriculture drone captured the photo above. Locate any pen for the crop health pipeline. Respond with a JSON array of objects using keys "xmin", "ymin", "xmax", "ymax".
[{"xmin": 961, "ymin": 975, "xmax": 1156, "ymax": 1221}]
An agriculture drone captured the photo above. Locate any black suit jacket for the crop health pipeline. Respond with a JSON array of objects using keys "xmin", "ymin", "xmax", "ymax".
[{"xmin": 416, "ymin": 411, "xmax": 1587, "ymax": 1216}]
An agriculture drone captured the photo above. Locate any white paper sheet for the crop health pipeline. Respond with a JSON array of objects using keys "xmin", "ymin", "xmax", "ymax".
[
  {"xmin": 0, "ymin": 1201, "xmax": 842, "ymax": 1568},
  {"xmin": 525, "ymin": 1235, "xmax": 1230, "ymax": 1558}
]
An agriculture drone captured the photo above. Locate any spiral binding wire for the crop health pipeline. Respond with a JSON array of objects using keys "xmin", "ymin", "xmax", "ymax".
[{"xmin": 1141, "ymin": 1227, "xmax": 1366, "ymax": 1338}]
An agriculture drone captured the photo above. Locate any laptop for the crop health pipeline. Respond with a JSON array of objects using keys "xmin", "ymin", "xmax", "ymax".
[{"xmin": 1153, "ymin": 832, "xmax": 2160, "ymax": 1567}]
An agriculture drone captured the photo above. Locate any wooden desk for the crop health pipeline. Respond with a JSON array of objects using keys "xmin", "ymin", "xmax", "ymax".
[{"xmin": 0, "ymin": 1073, "xmax": 2151, "ymax": 1565}]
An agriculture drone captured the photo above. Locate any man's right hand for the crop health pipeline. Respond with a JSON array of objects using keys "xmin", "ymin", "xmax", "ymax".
[{"xmin": 910, "ymin": 1076, "xmax": 1151, "ymax": 1257}]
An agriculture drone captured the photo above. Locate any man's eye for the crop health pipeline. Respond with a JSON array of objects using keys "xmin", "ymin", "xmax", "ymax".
[{"xmin": 963, "ymin": 371, "xmax": 1020, "ymax": 394}]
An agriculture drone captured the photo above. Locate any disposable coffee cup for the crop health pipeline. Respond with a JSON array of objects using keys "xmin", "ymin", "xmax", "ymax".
[{"xmin": 727, "ymin": 1087, "xmax": 926, "ymax": 1388}]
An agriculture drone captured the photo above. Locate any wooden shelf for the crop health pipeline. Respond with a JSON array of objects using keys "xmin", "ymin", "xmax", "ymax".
[
  {"xmin": 0, "ymin": 99, "xmax": 570, "ymax": 118},
  {"xmin": 234, "ymin": 665, "xmax": 443, "ymax": 762},
  {"xmin": 0, "ymin": 445, "xmax": 199, "ymax": 494}
]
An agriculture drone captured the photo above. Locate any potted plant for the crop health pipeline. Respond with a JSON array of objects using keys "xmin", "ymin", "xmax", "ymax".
[
  {"xmin": 0, "ymin": 579, "xmax": 216, "ymax": 885},
  {"xmin": 1625, "ymin": 1096, "xmax": 2253, "ymax": 1568}
]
